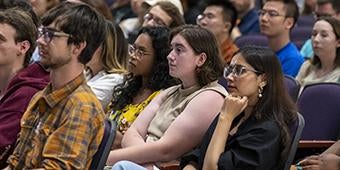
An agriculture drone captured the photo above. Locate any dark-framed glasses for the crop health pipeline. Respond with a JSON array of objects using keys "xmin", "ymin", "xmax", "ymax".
[
  {"xmin": 143, "ymin": 13, "xmax": 166, "ymax": 26},
  {"xmin": 258, "ymin": 9, "xmax": 286, "ymax": 18},
  {"xmin": 224, "ymin": 64, "xmax": 262, "ymax": 78},
  {"xmin": 128, "ymin": 44, "xmax": 152, "ymax": 59},
  {"xmin": 38, "ymin": 26, "xmax": 72, "ymax": 43}
]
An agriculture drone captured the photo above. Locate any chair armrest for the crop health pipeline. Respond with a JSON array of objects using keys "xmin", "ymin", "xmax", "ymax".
[
  {"xmin": 158, "ymin": 160, "xmax": 180, "ymax": 170},
  {"xmin": 298, "ymin": 140, "xmax": 336, "ymax": 148}
]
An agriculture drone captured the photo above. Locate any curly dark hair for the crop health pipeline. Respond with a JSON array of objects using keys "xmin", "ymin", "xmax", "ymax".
[{"xmin": 110, "ymin": 27, "xmax": 178, "ymax": 111}]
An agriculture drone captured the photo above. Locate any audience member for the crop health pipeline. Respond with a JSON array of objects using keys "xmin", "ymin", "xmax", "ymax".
[
  {"xmin": 259, "ymin": 0, "xmax": 304, "ymax": 77},
  {"xmin": 181, "ymin": 46, "xmax": 297, "ymax": 169},
  {"xmin": 107, "ymin": 26, "xmax": 177, "ymax": 149},
  {"xmin": 107, "ymin": 25, "xmax": 227, "ymax": 169},
  {"xmin": 67, "ymin": 0, "xmax": 114, "ymax": 20},
  {"xmin": 302, "ymin": 0, "xmax": 316, "ymax": 15},
  {"xmin": 85, "ymin": 21, "xmax": 128, "ymax": 109},
  {"xmin": 297, "ymin": 140, "xmax": 340, "ymax": 170},
  {"xmin": 230, "ymin": 0, "xmax": 260, "ymax": 38},
  {"xmin": 296, "ymin": 17, "xmax": 340, "ymax": 88},
  {"xmin": 300, "ymin": 0, "xmax": 340, "ymax": 59},
  {"xmin": 197, "ymin": 0, "xmax": 239, "ymax": 64},
  {"xmin": 0, "ymin": 8, "xmax": 49, "ymax": 169},
  {"xmin": 127, "ymin": 0, "xmax": 185, "ymax": 43},
  {"xmin": 6, "ymin": 2, "xmax": 106, "ymax": 169}
]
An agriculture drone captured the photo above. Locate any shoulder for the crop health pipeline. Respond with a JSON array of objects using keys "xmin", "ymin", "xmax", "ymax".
[{"xmin": 196, "ymin": 81, "xmax": 228, "ymax": 97}]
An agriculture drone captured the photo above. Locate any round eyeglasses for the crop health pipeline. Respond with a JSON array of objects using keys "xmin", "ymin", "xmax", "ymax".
[
  {"xmin": 224, "ymin": 64, "xmax": 262, "ymax": 78},
  {"xmin": 128, "ymin": 44, "xmax": 152, "ymax": 59},
  {"xmin": 38, "ymin": 26, "xmax": 72, "ymax": 43}
]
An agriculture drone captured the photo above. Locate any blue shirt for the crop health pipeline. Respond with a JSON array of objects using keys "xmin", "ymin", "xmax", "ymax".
[
  {"xmin": 276, "ymin": 42, "xmax": 304, "ymax": 77},
  {"xmin": 239, "ymin": 9, "xmax": 260, "ymax": 35}
]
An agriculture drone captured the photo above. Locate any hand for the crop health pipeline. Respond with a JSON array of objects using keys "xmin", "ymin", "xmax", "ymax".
[
  {"xmin": 298, "ymin": 153, "xmax": 340, "ymax": 170},
  {"xmin": 220, "ymin": 94, "xmax": 248, "ymax": 120}
]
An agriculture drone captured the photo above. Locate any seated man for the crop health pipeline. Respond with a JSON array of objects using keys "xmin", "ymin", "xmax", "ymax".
[
  {"xmin": 259, "ymin": 0, "xmax": 304, "ymax": 77},
  {"xmin": 6, "ymin": 2, "xmax": 107, "ymax": 169},
  {"xmin": 0, "ymin": 8, "xmax": 49, "ymax": 168}
]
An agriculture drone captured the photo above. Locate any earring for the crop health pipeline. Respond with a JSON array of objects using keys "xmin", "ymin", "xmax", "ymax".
[{"xmin": 258, "ymin": 85, "xmax": 264, "ymax": 98}]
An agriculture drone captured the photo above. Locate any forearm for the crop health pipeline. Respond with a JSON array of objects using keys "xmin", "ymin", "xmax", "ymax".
[
  {"xmin": 121, "ymin": 126, "xmax": 146, "ymax": 148},
  {"xmin": 322, "ymin": 140, "xmax": 340, "ymax": 156},
  {"xmin": 107, "ymin": 141, "xmax": 174, "ymax": 165},
  {"xmin": 203, "ymin": 115, "xmax": 233, "ymax": 170}
]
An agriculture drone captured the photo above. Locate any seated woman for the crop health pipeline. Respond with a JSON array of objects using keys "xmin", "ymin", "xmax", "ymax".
[
  {"xmin": 296, "ymin": 16, "xmax": 340, "ymax": 89},
  {"xmin": 106, "ymin": 25, "xmax": 227, "ymax": 169},
  {"xmin": 181, "ymin": 46, "xmax": 297, "ymax": 170},
  {"xmin": 107, "ymin": 26, "xmax": 177, "ymax": 148},
  {"xmin": 85, "ymin": 21, "xmax": 129, "ymax": 109}
]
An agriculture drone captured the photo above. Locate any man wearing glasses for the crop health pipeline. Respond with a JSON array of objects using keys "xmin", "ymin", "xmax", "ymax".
[
  {"xmin": 259, "ymin": 0, "xmax": 303, "ymax": 77},
  {"xmin": 6, "ymin": 2, "xmax": 106, "ymax": 169},
  {"xmin": 0, "ymin": 8, "xmax": 50, "ymax": 169},
  {"xmin": 196, "ymin": 0, "xmax": 239, "ymax": 64}
]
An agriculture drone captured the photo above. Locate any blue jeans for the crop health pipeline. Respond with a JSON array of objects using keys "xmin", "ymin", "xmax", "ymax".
[{"xmin": 111, "ymin": 160, "xmax": 147, "ymax": 170}]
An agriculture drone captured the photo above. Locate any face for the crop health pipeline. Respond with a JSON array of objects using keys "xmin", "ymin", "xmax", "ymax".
[
  {"xmin": 128, "ymin": 33, "xmax": 154, "ymax": 76},
  {"xmin": 226, "ymin": 53, "xmax": 265, "ymax": 105},
  {"xmin": 142, "ymin": 5, "xmax": 172, "ymax": 27},
  {"xmin": 259, "ymin": 1, "xmax": 291, "ymax": 37},
  {"xmin": 230, "ymin": 0, "xmax": 252, "ymax": 14},
  {"xmin": 314, "ymin": 3, "xmax": 337, "ymax": 19},
  {"xmin": 0, "ymin": 23, "xmax": 23, "ymax": 67},
  {"xmin": 197, "ymin": 6, "xmax": 229, "ymax": 38},
  {"xmin": 37, "ymin": 23, "xmax": 73, "ymax": 69},
  {"xmin": 130, "ymin": 0, "xmax": 144, "ymax": 15},
  {"xmin": 311, "ymin": 20, "xmax": 339, "ymax": 59},
  {"xmin": 167, "ymin": 34, "xmax": 202, "ymax": 81}
]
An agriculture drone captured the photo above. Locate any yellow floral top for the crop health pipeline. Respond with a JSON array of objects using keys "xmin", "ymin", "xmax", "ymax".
[{"xmin": 109, "ymin": 91, "xmax": 160, "ymax": 134}]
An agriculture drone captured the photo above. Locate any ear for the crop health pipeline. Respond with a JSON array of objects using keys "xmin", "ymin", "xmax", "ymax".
[
  {"xmin": 72, "ymin": 41, "xmax": 87, "ymax": 56},
  {"xmin": 257, "ymin": 73, "xmax": 267, "ymax": 87},
  {"xmin": 17, "ymin": 40, "xmax": 30, "ymax": 56},
  {"xmin": 284, "ymin": 17, "xmax": 294, "ymax": 30},
  {"xmin": 196, "ymin": 52, "xmax": 207, "ymax": 67},
  {"xmin": 223, "ymin": 22, "xmax": 231, "ymax": 33}
]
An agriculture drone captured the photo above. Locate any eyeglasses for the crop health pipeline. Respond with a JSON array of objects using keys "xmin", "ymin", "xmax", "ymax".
[
  {"xmin": 128, "ymin": 44, "xmax": 152, "ymax": 59},
  {"xmin": 143, "ymin": 13, "xmax": 166, "ymax": 26},
  {"xmin": 312, "ymin": 12, "xmax": 334, "ymax": 19},
  {"xmin": 38, "ymin": 26, "xmax": 72, "ymax": 43},
  {"xmin": 223, "ymin": 64, "xmax": 262, "ymax": 78},
  {"xmin": 196, "ymin": 13, "xmax": 215, "ymax": 24},
  {"xmin": 258, "ymin": 10, "xmax": 286, "ymax": 18}
]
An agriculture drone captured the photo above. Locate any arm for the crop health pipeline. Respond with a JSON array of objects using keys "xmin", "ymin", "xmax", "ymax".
[
  {"xmin": 121, "ymin": 89, "xmax": 170, "ymax": 148},
  {"xmin": 106, "ymin": 90, "xmax": 224, "ymax": 165},
  {"xmin": 202, "ymin": 95, "xmax": 248, "ymax": 170}
]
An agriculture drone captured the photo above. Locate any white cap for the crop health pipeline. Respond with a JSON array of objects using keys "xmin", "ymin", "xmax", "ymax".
[{"xmin": 143, "ymin": 0, "xmax": 184, "ymax": 15}]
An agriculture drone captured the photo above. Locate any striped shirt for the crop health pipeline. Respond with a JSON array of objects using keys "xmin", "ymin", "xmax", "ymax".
[{"xmin": 7, "ymin": 74, "xmax": 105, "ymax": 169}]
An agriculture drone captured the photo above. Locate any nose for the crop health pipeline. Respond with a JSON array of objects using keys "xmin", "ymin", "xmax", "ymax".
[
  {"xmin": 36, "ymin": 35, "xmax": 46, "ymax": 46},
  {"xmin": 167, "ymin": 50, "xmax": 175, "ymax": 61}
]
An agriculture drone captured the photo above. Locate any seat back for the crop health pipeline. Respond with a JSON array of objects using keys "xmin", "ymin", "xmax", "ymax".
[
  {"xmin": 235, "ymin": 34, "xmax": 268, "ymax": 48},
  {"xmin": 90, "ymin": 119, "xmax": 117, "ymax": 170},
  {"xmin": 290, "ymin": 26, "xmax": 313, "ymax": 50},
  {"xmin": 297, "ymin": 83, "xmax": 340, "ymax": 140},
  {"xmin": 284, "ymin": 75, "xmax": 300, "ymax": 102},
  {"xmin": 284, "ymin": 112, "xmax": 305, "ymax": 170}
]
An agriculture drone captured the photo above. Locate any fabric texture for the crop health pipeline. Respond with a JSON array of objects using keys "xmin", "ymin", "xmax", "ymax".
[
  {"xmin": 7, "ymin": 74, "xmax": 105, "ymax": 170},
  {"xmin": 109, "ymin": 91, "xmax": 160, "ymax": 134},
  {"xmin": 85, "ymin": 70, "xmax": 124, "ymax": 109},
  {"xmin": 181, "ymin": 113, "xmax": 282, "ymax": 170},
  {"xmin": 276, "ymin": 42, "xmax": 304, "ymax": 77},
  {"xmin": 296, "ymin": 60, "xmax": 340, "ymax": 89},
  {"xmin": 220, "ymin": 38, "xmax": 239, "ymax": 64},
  {"xmin": 146, "ymin": 81, "xmax": 227, "ymax": 142},
  {"xmin": 0, "ymin": 63, "xmax": 49, "ymax": 169},
  {"xmin": 238, "ymin": 8, "xmax": 260, "ymax": 35}
]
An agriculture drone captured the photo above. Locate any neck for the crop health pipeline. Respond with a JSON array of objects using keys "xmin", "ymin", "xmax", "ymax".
[
  {"xmin": 50, "ymin": 61, "xmax": 84, "ymax": 91},
  {"xmin": 0, "ymin": 64, "xmax": 23, "ymax": 95},
  {"xmin": 268, "ymin": 32, "xmax": 290, "ymax": 52},
  {"xmin": 217, "ymin": 34, "xmax": 229, "ymax": 47},
  {"xmin": 88, "ymin": 64, "xmax": 103, "ymax": 77},
  {"xmin": 181, "ymin": 74, "xmax": 199, "ymax": 89}
]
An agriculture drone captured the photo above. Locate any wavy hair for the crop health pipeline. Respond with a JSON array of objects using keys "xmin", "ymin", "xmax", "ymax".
[
  {"xmin": 170, "ymin": 25, "xmax": 223, "ymax": 87},
  {"xmin": 110, "ymin": 27, "xmax": 178, "ymax": 110},
  {"xmin": 237, "ymin": 46, "xmax": 297, "ymax": 168}
]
